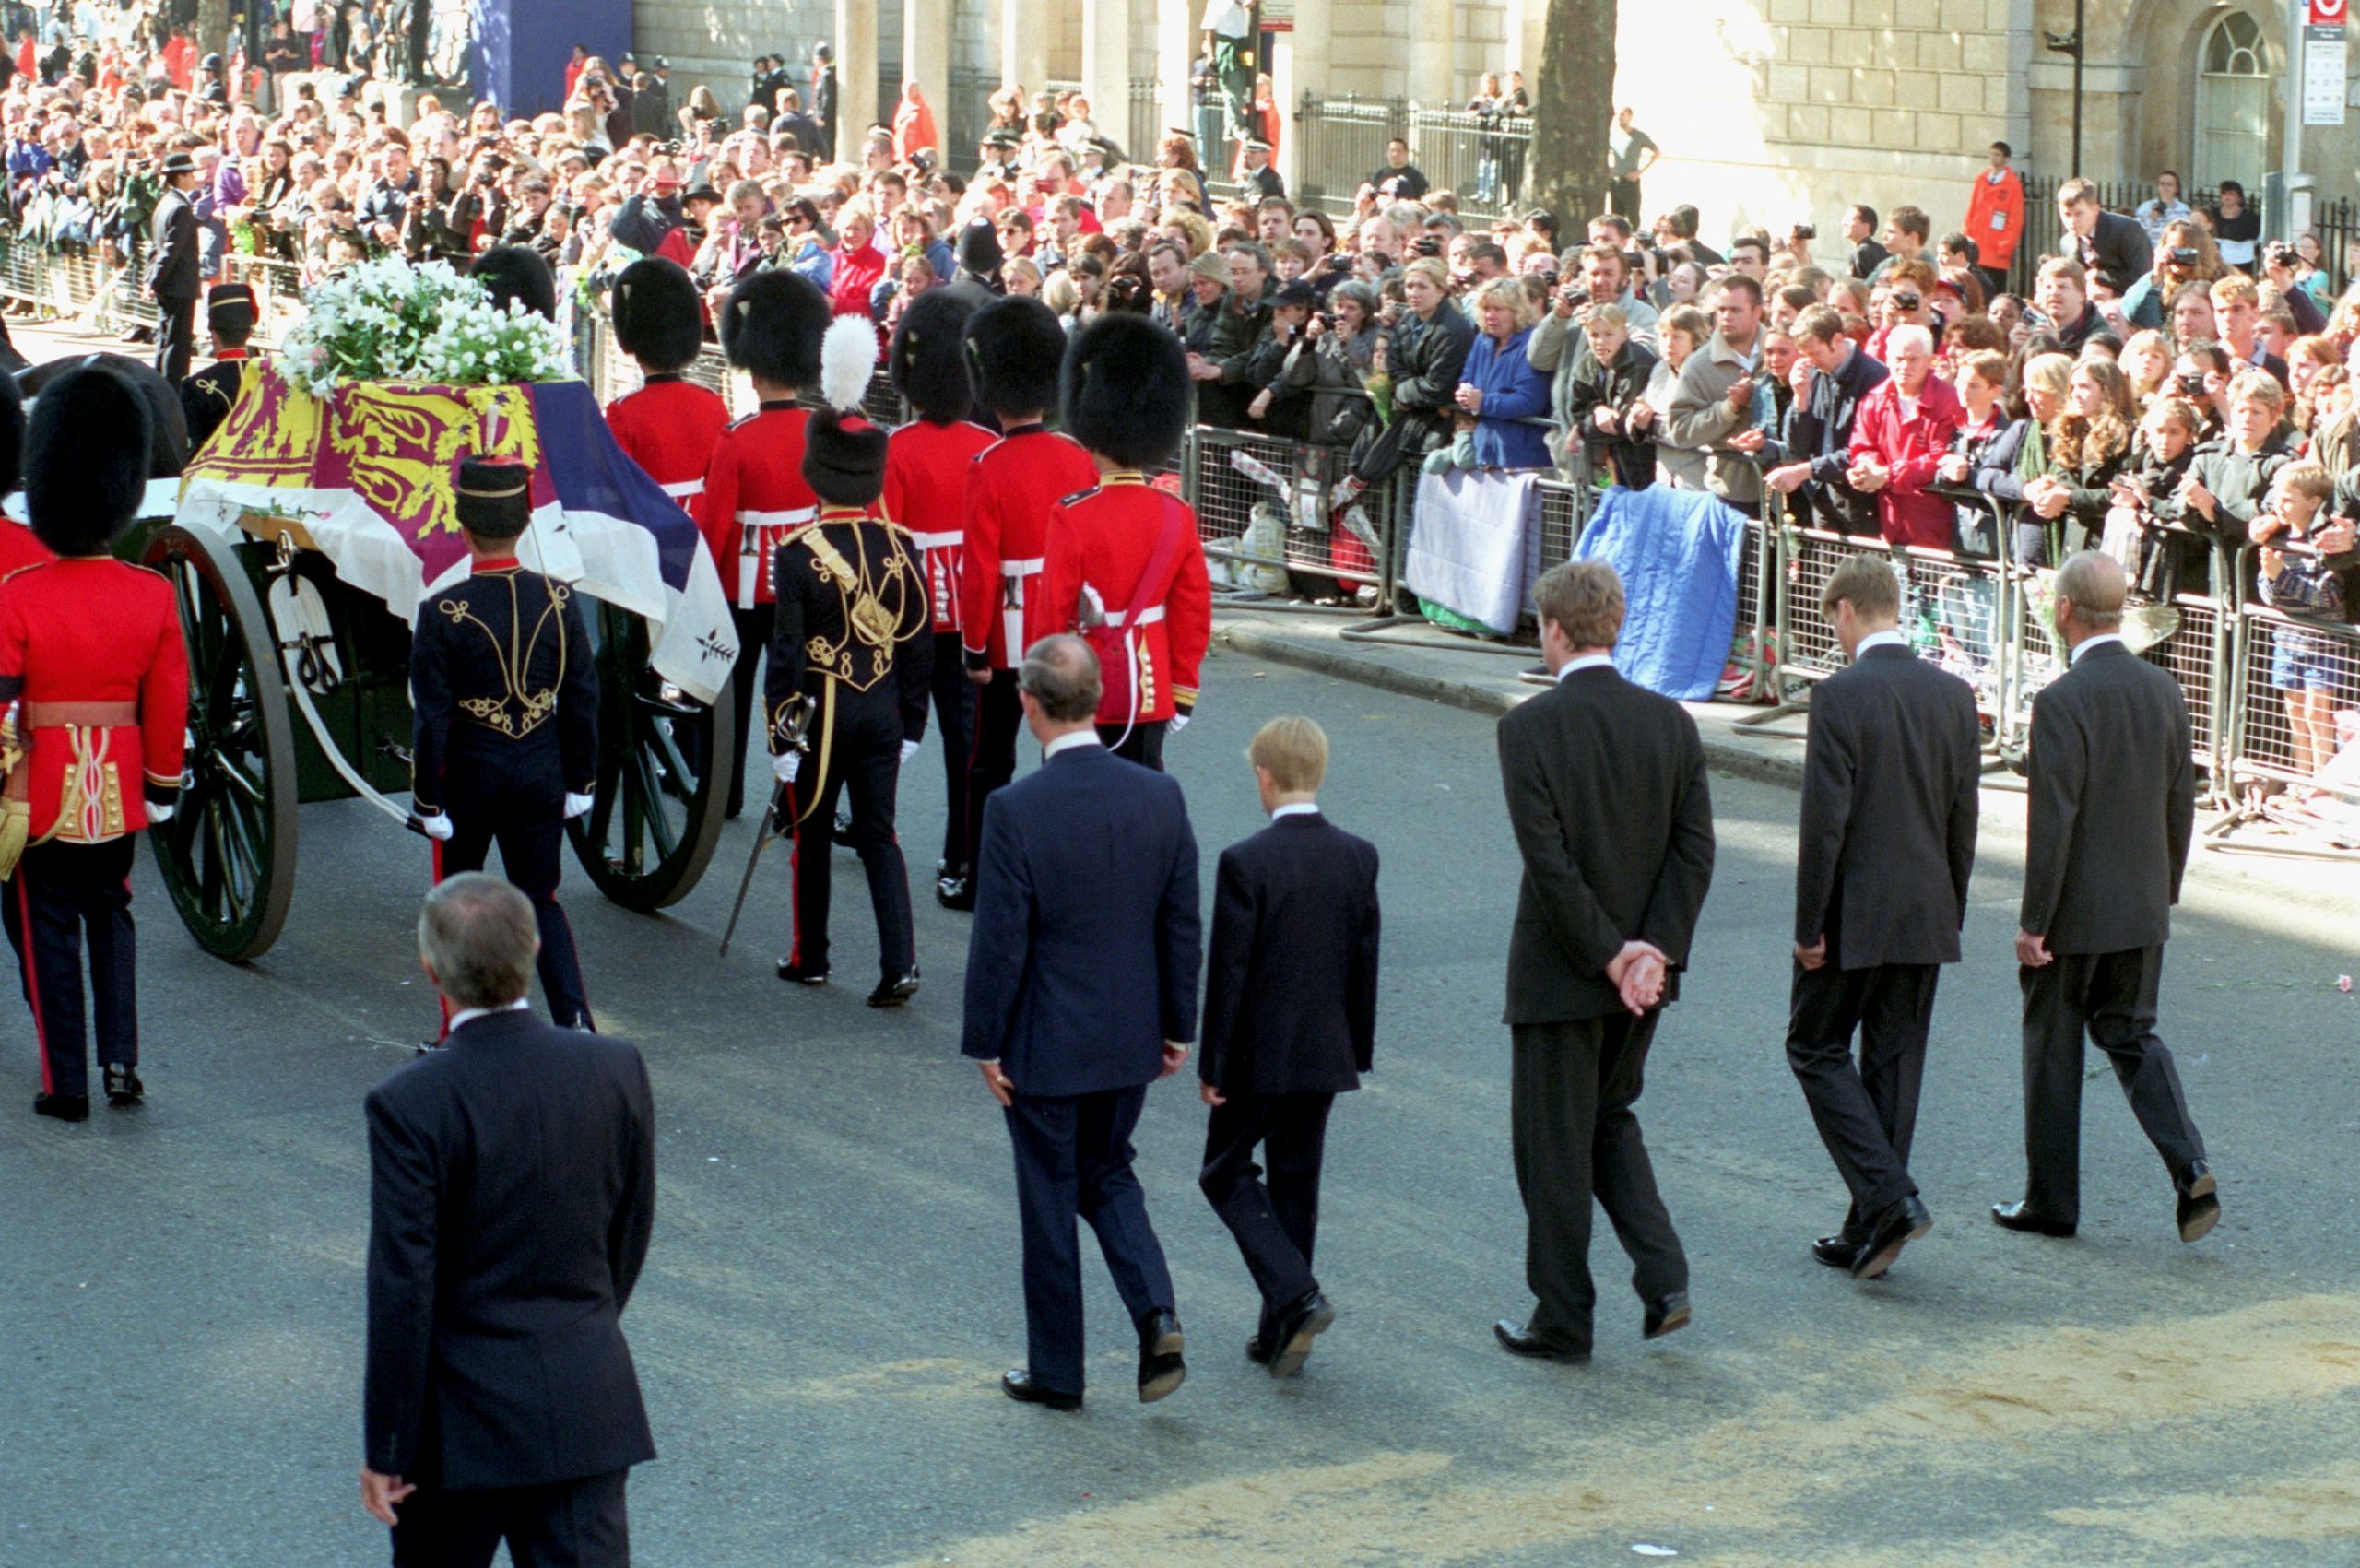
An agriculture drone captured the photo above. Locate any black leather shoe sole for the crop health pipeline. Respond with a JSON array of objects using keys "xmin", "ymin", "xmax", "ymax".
[
  {"xmin": 1990, "ymin": 1201, "xmax": 2076, "ymax": 1238},
  {"xmin": 1811, "ymin": 1236, "xmax": 1856, "ymax": 1269},
  {"xmin": 1493, "ymin": 1319, "xmax": 1589, "ymax": 1362},
  {"xmin": 1000, "ymin": 1371, "xmax": 1081, "ymax": 1411},
  {"xmin": 1642, "ymin": 1293, "xmax": 1691, "ymax": 1340},
  {"xmin": 1852, "ymin": 1199, "xmax": 1932, "ymax": 1281},
  {"xmin": 867, "ymin": 973, "xmax": 920, "ymax": 1008},
  {"xmin": 1268, "ymin": 1295, "xmax": 1337, "ymax": 1378},
  {"xmin": 1138, "ymin": 1354, "xmax": 1186, "ymax": 1403},
  {"xmin": 32, "ymin": 1093, "xmax": 89, "ymax": 1123},
  {"xmin": 2177, "ymin": 1172, "xmax": 2221, "ymax": 1243}
]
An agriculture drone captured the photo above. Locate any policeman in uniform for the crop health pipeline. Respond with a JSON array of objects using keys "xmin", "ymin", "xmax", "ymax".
[
  {"xmin": 882, "ymin": 290, "xmax": 995, "ymax": 904},
  {"xmin": 605, "ymin": 256, "xmax": 730, "ymax": 506},
  {"xmin": 1038, "ymin": 314, "xmax": 1213, "ymax": 772},
  {"xmin": 695, "ymin": 268, "xmax": 833, "ymax": 818},
  {"xmin": 769, "ymin": 318, "xmax": 932, "ymax": 1005},
  {"xmin": 147, "ymin": 150, "xmax": 204, "ymax": 383},
  {"xmin": 0, "ymin": 364, "xmax": 189, "ymax": 1120},
  {"xmin": 177, "ymin": 282, "xmax": 261, "ymax": 454},
  {"xmin": 410, "ymin": 458, "xmax": 600, "ymax": 1031},
  {"xmin": 948, "ymin": 296, "xmax": 1099, "ymax": 910}
]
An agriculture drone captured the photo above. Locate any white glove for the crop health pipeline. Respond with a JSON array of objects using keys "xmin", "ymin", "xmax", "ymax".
[
  {"xmin": 145, "ymin": 801, "xmax": 174, "ymax": 825},
  {"xmin": 898, "ymin": 737, "xmax": 922, "ymax": 765},
  {"xmin": 772, "ymin": 750, "xmax": 801, "ymax": 784},
  {"xmin": 1167, "ymin": 712, "xmax": 1191, "ymax": 736},
  {"xmin": 563, "ymin": 791, "xmax": 595, "ymax": 819},
  {"xmin": 418, "ymin": 811, "xmax": 454, "ymax": 841}
]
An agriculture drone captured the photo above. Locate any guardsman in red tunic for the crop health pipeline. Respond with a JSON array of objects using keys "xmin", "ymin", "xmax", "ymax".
[
  {"xmin": 0, "ymin": 364, "xmax": 189, "ymax": 1121},
  {"xmin": 882, "ymin": 290, "xmax": 996, "ymax": 904},
  {"xmin": 947, "ymin": 296, "xmax": 1098, "ymax": 911},
  {"xmin": 604, "ymin": 256, "xmax": 730, "ymax": 504},
  {"xmin": 1038, "ymin": 314, "xmax": 1212, "ymax": 772},
  {"xmin": 694, "ymin": 268, "xmax": 833, "ymax": 817}
]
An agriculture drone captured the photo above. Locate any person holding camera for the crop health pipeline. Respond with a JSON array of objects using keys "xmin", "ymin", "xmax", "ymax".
[
  {"xmin": 2120, "ymin": 219, "xmax": 2224, "ymax": 332},
  {"xmin": 1280, "ymin": 281, "xmax": 1385, "ymax": 448}
]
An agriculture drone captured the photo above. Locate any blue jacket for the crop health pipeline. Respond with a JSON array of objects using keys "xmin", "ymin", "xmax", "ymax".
[
  {"xmin": 961, "ymin": 741, "xmax": 1203, "ymax": 1097},
  {"xmin": 1462, "ymin": 326, "xmax": 1554, "ymax": 468}
]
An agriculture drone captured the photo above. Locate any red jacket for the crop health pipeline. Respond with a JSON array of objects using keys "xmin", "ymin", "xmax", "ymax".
[
  {"xmin": 608, "ymin": 377, "xmax": 732, "ymax": 501},
  {"xmin": 829, "ymin": 242, "xmax": 887, "ymax": 331},
  {"xmin": 694, "ymin": 401, "xmax": 818, "ymax": 608},
  {"xmin": 884, "ymin": 417, "xmax": 997, "ymax": 634},
  {"xmin": 0, "ymin": 558, "xmax": 189, "ymax": 842},
  {"xmin": 959, "ymin": 426, "xmax": 1099, "ymax": 670},
  {"xmin": 1964, "ymin": 166, "xmax": 2025, "ymax": 272},
  {"xmin": 1037, "ymin": 475, "xmax": 1212, "ymax": 725},
  {"xmin": 1847, "ymin": 375, "xmax": 1965, "ymax": 550},
  {"xmin": 0, "ymin": 519, "xmax": 53, "ymax": 577}
]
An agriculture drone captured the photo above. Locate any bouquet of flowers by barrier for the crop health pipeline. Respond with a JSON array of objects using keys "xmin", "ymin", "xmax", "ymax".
[{"xmin": 276, "ymin": 255, "xmax": 570, "ymax": 397}]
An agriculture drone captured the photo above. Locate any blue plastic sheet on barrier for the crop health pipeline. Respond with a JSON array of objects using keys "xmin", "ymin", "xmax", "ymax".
[{"xmin": 1575, "ymin": 485, "xmax": 1746, "ymax": 701}]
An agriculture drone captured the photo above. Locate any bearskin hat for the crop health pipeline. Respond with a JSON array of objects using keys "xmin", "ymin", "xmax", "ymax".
[
  {"xmin": 611, "ymin": 256, "xmax": 705, "ymax": 373},
  {"xmin": 470, "ymin": 244, "xmax": 558, "ymax": 321},
  {"xmin": 25, "ymin": 363, "xmax": 151, "ymax": 555},
  {"xmin": 719, "ymin": 268, "xmax": 832, "ymax": 390},
  {"xmin": 890, "ymin": 290, "xmax": 977, "ymax": 423},
  {"xmin": 964, "ymin": 295, "xmax": 1066, "ymax": 418},
  {"xmin": 0, "ymin": 372, "xmax": 22, "ymax": 499},
  {"xmin": 19, "ymin": 353, "xmax": 187, "ymax": 477},
  {"xmin": 454, "ymin": 456, "xmax": 534, "ymax": 541},
  {"xmin": 802, "ymin": 407, "xmax": 890, "ymax": 507},
  {"xmin": 1061, "ymin": 312, "xmax": 1191, "ymax": 470}
]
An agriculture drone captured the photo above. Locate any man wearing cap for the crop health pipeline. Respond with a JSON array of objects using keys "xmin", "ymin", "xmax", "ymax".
[
  {"xmin": 409, "ymin": 459, "xmax": 600, "ymax": 1032},
  {"xmin": 146, "ymin": 149, "xmax": 203, "ymax": 382},
  {"xmin": 178, "ymin": 281, "xmax": 261, "ymax": 452},
  {"xmin": 1240, "ymin": 139, "xmax": 1283, "ymax": 202},
  {"xmin": 606, "ymin": 256, "xmax": 729, "ymax": 507},
  {"xmin": 0, "ymin": 363, "xmax": 189, "ymax": 1121}
]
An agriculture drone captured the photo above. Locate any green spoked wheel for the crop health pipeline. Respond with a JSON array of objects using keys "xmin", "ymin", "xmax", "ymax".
[
  {"xmin": 567, "ymin": 602, "xmax": 735, "ymax": 911},
  {"xmin": 142, "ymin": 525, "xmax": 299, "ymax": 961}
]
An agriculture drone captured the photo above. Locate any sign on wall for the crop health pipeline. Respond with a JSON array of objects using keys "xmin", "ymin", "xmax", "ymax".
[{"xmin": 2305, "ymin": 14, "xmax": 2348, "ymax": 127}]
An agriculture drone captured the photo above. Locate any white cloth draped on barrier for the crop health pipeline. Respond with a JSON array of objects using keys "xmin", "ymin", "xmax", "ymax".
[{"xmin": 1405, "ymin": 469, "xmax": 1543, "ymax": 635}]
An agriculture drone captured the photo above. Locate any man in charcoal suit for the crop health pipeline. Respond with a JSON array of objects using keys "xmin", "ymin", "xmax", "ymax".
[
  {"xmin": 1997, "ymin": 552, "xmax": 2219, "ymax": 1244},
  {"xmin": 1493, "ymin": 560, "xmax": 1716, "ymax": 1362},
  {"xmin": 362, "ymin": 874, "xmax": 656, "ymax": 1566},
  {"xmin": 1788, "ymin": 553, "xmax": 1981, "ymax": 1282}
]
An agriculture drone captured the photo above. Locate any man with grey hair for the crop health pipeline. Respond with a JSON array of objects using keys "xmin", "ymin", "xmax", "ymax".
[
  {"xmin": 962, "ymin": 635, "xmax": 1204, "ymax": 1411},
  {"xmin": 1998, "ymin": 552, "xmax": 2217, "ymax": 1245},
  {"xmin": 362, "ymin": 873, "xmax": 657, "ymax": 1563}
]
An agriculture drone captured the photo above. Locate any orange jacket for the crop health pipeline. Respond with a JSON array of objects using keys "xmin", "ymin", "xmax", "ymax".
[{"xmin": 1965, "ymin": 167, "xmax": 2025, "ymax": 271}]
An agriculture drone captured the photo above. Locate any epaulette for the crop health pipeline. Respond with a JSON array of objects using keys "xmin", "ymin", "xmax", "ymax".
[
  {"xmin": 725, "ymin": 410, "xmax": 763, "ymax": 432},
  {"xmin": 0, "ymin": 560, "xmax": 46, "ymax": 585},
  {"xmin": 1058, "ymin": 484, "xmax": 1103, "ymax": 507}
]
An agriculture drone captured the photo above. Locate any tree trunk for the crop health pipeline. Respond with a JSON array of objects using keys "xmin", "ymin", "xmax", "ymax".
[
  {"xmin": 1531, "ymin": 0, "xmax": 1614, "ymax": 226},
  {"xmin": 198, "ymin": 0, "xmax": 230, "ymax": 60}
]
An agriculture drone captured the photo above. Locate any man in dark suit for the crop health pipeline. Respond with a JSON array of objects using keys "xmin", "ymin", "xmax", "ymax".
[
  {"xmin": 1788, "ymin": 554, "xmax": 1981, "ymax": 1281},
  {"xmin": 146, "ymin": 151, "xmax": 204, "ymax": 383},
  {"xmin": 1999, "ymin": 552, "xmax": 2218, "ymax": 1244},
  {"xmin": 362, "ymin": 874, "xmax": 656, "ymax": 1566},
  {"xmin": 1494, "ymin": 560, "xmax": 1715, "ymax": 1362},
  {"xmin": 963, "ymin": 635, "xmax": 1202, "ymax": 1410},
  {"xmin": 2055, "ymin": 177, "xmax": 2154, "ymax": 298},
  {"xmin": 1198, "ymin": 716, "xmax": 1380, "ymax": 1379}
]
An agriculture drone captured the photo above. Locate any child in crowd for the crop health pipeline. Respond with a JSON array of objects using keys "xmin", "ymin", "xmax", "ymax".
[
  {"xmin": 1564, "ymin": 303, "xmax": 1658, "ymax": 489},
  {"xmin": 2252, "ymin": 461, "xmax": 2349, "ymax": 784},
  {"xmin": 2105, "ymin": 395, "xmax": 2204, "ymax": 598}
]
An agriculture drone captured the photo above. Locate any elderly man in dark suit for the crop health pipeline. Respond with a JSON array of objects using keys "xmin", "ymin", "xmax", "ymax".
[
  {"xmin": 963, "ymin": 635, "xmax": 1204, "ymax": 1411},
  {"xmin": 1493, "ymin": 560, "xmax": 1716, "ymax": 1362},
  {"xmin": 1788, "ymin": 554, "xmax": 1982, "ymax": 1282},
  {"xmin": 362, "ymin": 874, "xmax": 656, "ymax": 1566},
  {"xmin": 146, "ymin": 151, "xmax": 204, "ymax": 383},
  {"xmin": 1198, "ymin": 715, "xmax": 1381, "ymax": 1380},
  {"xmin": 2000, "ymin": 552, "xmax": 2218, "ymax": 1244}
]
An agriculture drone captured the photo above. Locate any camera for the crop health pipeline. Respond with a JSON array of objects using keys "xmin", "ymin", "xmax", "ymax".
[
  {"xmin": 1557, "ymin": 283, "xmax": 1589, "ymax": 312},
  {"xmin": 2266, "ymin": 240, "xmax": 2295, "ymax": 267},
  {"xmin": 1791, "ymin": 222, "xmax": 1815, "ymax": 241},
  {"xmin": 1892, "ymin": 290, "xmax": 1921, "ymax": 312},
  {"xmin": 2170, "ymin": 245, "xmax": 2199, "ymax": 265},
  {"xmin": 1411, "ymin": 236, "xmax": 1441, "ymax": 257},
  {"xmin": 2177, "ymin": 371, "xmax": 2207, "ymax": 396}
]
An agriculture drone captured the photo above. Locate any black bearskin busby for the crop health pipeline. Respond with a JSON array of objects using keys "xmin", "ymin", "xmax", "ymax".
[
  {"xmin": 454, "ymin": 456, "xmax": 534, "ymax": 540},
  {"xmin": 25, "ymin": 363, "xmax": 151, "ymax": 555},
  {"xmin": 1061, "ymin": 312, "xmax": 1191, "ymax": 470},
  {"xmin": 611, "ymin": 256, "xmax": 704, "ymax": 373},
  {"xmin": 719, "ymin": 268, "xmax": 832, "ymax": 390},
  {"xmin": 0, "ymin": 371, "xmax": 22, "ymax": 499},
  {"xmin": 890, "ymin": 290, "xmax": 977, "ymax": 423},
  {"xmin": 19, "ymin": 353, "xmax": 188, "ymax": 477},
  {"xmin": 470, "ymin": 244, "xmax": 558, "ymax": 321},
  {"xmin": 964, "ymin": 295, "xmax": 1066, "ymax": 419}
]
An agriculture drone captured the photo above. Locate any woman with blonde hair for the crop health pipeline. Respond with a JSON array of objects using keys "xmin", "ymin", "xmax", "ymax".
[
  {"xmin": 2119, "ymin": 328, "xmax": 2173, "ymax": 407},
  {"xmin": 1453, "ymin": 275, "xmax": 1552, "ymax": 468},
  {"xmin": 1157, "ymin": 206, "xmax": 1215, "ymax": 259},
  {"xmin": 2021, "ymin": 356, "xmax": 2135, "ymax": 561}
]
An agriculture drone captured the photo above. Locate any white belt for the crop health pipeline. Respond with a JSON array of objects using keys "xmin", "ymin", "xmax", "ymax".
[
  {"xmin": 1001, "ymin": 557, "xmax": 1044, "ymax": 577},
  {"xmin": 661, "ymin": 478, "xmax": 704, "ymax": 499},
  {"xmin": 739, "ymin": 507, "xmax": 816, "ymax": 528},
  {"xmin": 1100, "ymin": 604, "xmax": 1166, "ymax": 630},
  {"xmin": 736, "ymin": 506, "xmax": 817, "ymax": 608},
  {"xmin": 911, "ymin": 530, "xmax": 962, "ymax": 550}
]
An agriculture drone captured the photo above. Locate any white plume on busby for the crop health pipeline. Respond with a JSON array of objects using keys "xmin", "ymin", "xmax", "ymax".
[{"xmin": 802, "ymin": 318, "xmax": 890, "ymax": 507}]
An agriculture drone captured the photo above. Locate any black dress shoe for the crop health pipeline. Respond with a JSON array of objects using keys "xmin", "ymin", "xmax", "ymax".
[
  {"xmin": 103, "ymin": 1064, "xmax": 144, "ymax": 1106},
  {"xmin": 936, "ymin": 875, "xmax": 974, "ymax": 911},
  {"xmin": 774, "ymin": 960, "xmax": 830, "ymax": 984},
  {"xmin": 867, "ymin": 969, "xmax": 921, "ymax": 1008},
  {"xmin": 2176, "ymin": 1161, "xmax": 2221, "ymax": 1244},
  {"xmin": 1137, "ymin": 1308, "xmax": 1186, "ymax": 1403},
  {"xmin": 1244, "ymin": 1335, "xmax": 1274, "ymax": 1367},
  {"xmin": 1642, "ymin": 1291, "xmax": 1692, "ymax": 1340},
  {"xmin": 1493, "ymin": 1319, "xmax": 1589, "ymax": 1362},
  {"xmin": 1265, "ymin": 1290, "xmax": 1336, "ymax": 1378},
  {"xmin": 1000, "ymin": 1370, "xmax": 1081, "ymax": 1411},
  {"xmin": 1852, "ymin": 1194, "xmax": 1933, "ymax": 1280},
  {"xmin": 33, "ymin": 1092, "xmax": 89, "ymax": 1123},
  {"xmin": 1990, "ymin": 1199, "xmax": 2076, "ymax": 1238},
  {"xmin": 1811, "ymin": 1235, "xmax": 1858, "ymax": 1269}
]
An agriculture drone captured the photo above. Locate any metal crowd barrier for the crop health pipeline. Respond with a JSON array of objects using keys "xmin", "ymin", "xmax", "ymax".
[
  {"xmin": 2207, "ymin": 540, "xmax": 2360, "ymax": 859},
  {"xmin": 1183, "ymin": 423, "xmax": 1389, "ymax": 609}
]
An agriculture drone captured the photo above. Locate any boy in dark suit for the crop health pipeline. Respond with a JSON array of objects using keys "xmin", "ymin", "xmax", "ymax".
[{"xmin": 1198, "ymin": 716, "xmax": 1380, "ymax": 1378}]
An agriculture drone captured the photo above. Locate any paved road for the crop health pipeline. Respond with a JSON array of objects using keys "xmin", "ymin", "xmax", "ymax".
[{"xmin": 1, "ymin": 637, "xmax": 2355, "ymax": 1566}]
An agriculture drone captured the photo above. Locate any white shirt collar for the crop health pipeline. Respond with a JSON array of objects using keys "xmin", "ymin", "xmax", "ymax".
[
  {"xmin": 1556, "ymin": 653, "xmax": 1615, "ymax": 681},
  {"xmin": 1043, "ymin": 730, "xmax": 1103, "ymax": 759},
  {"xmin": 1270, "ymin": 802, "xmax": 1321, "ymax": 819},
  {"xmin": 1855, "ymin": 629, "xmax": 1907, "ymax": 655},
  {"xmin": 2071, "ymin": 632, "xmax": 2124, "ymax": 665},
  {"xmin": 447, "ymin": 997, "xmax": 531, "ymax": 1032}
]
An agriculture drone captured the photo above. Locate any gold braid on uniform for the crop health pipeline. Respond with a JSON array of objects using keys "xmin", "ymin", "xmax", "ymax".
[
  {"xmin": 437, "ymin": 576, "xmax": 570, "ymax": 737},
  {"xmin": 793, "ymin": 521, "xmax": 926, "ymax": 693}
]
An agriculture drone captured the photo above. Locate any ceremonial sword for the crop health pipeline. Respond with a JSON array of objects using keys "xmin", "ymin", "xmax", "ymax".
[{"xmin": 718, "ymin": 693, "xmax": 814, "ymax": 957}]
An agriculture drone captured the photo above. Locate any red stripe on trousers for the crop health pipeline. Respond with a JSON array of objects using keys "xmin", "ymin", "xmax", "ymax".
[{"xmin": 16, "ymin": 871, "xmax": 50, "ymax": 1095}]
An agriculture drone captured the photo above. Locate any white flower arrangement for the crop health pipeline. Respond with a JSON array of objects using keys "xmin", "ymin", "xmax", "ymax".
[{"xmin": 275, "ymin": 255, "xmax": 572, "ymax": 397}]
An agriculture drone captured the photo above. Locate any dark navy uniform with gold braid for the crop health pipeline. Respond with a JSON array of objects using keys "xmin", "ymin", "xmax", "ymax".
[
  {"xmin": 765, "ymin": 505, "xmax": 931, "ymax": 986},
  {"xmin": 410, "ymin": 466, "xmax": 600, "ymax": 1028}
]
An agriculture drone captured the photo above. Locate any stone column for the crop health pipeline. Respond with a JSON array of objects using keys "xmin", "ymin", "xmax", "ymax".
[
  {"xmin": 1291, "ymin": 0, "xmax": 1334, "ymax": 188},
  {"xmin": 1001, "ymin": 0, "xmax": 1047, "ymax": 97},
  {"xmin": 1406, "ymin": 0, "xmax": 1454, "ymax": 109},
  {"xmin": 903, "ymin": 0, "xmax": 950, "ymax": 125},
  {"xmin": 1080, "ymin": 0, "xmax": 1135, "ymax": 148},
  {"xmin": 834, "ymin": 0, "xmax": 879, "ymax": 138},
  {"xmin": 1157, "ymin": 0, "xmax": 1196, "ymax": 157}
]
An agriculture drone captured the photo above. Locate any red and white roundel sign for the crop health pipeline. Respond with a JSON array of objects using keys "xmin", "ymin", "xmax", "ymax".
[{"xmin": 2316, "ymin": 0, "xmax": 2349, "ymax": 26}]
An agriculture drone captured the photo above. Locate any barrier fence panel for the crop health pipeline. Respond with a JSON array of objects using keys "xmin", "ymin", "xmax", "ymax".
[
  {"xmin": 1766, "ymin": 523, "xmax": 2012, "ymax": 725},
  {"xmin": 2221, "ymin": 541, "xmax": 2360, "ymax": 846},
  {"xmin": 1294, "ymin": 94, "xmax": 1408, "ymax": 216},
  {"xmin": 1184, "ymin": 423, "xmax": 1387, "ymax": 601},
  {"xmin": 1404, "ymin": 107, "xmax": 1531, "ymax": 221}
]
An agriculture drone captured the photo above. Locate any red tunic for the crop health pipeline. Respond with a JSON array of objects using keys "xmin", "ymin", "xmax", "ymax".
[
  {"xmin": 693, "ymin": 401, "xmax": 818, "ymax": 608},
  {"xmin": 0, "ymin": 558, "xmax": 189, "ymax": 842},
  {"xmin": 883, "ymin": 417, "xmax": 997, "ymax": 634},
  {"xmin": 958, "ymin": 426, "xmax": 1099, "ymax": 670},
  {"xmin": 608, "ymin": 376, "xmax": 732, "ymax": 503},
  {"xmin": 0, "ymin": 519, "xmax": 54, "ymax": 578},
  {"xmin": 1037, "ymin": 475, "xmax": 1212, "ymax": 725}
]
